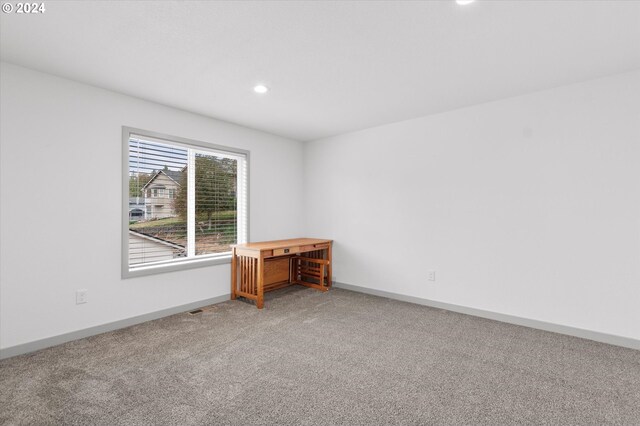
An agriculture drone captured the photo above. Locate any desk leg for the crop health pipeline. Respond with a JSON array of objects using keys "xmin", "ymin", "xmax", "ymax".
[
  {"xmin": 326, "ymin": 244, "xmax": 333, "ymax": 288},
  {"xmin": 231, "ymin": 247, "xmax": 237, "ymax": 300},
  {"xmin": 257, "ymin": 256, "xmax": 264, "ymax": 309}
]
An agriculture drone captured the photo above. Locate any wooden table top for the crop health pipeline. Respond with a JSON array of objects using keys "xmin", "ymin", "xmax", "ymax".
[{"xmin": 232, "ymin": 238, "xmax": 332, "ymax": 252}]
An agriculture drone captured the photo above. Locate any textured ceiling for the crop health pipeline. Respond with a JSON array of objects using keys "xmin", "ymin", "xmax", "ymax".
[{"xmin": 1, "ymin": 1, "xmax": 639, "ymax": 141}]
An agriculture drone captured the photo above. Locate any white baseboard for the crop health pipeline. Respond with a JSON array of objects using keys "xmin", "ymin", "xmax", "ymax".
[
  {"xmin": 333, "ymin": 282, "xmax": 640, "ymax": 351},
  {"xmin": 0, "ymin": 294, "xmax": 231, "ymax": 360},
  {"xmin": 3, "ymin": 285, "xmax": 637, "ymax": 359}
]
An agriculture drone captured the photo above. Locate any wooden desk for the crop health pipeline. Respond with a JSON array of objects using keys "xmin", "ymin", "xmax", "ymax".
[{"xmin": 231, "ymin": 238, "xmax": 333, "ymax": 309}]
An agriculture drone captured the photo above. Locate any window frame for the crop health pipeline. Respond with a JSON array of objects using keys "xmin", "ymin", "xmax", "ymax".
[{"xmin": 122, "ymin": 126, "xmax": 250, "ymax": 279}]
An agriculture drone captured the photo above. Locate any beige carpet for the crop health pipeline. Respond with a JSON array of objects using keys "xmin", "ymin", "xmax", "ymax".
[{"xmin": 1, "ymin": 286, "xmax": 639, "ymax": 425}]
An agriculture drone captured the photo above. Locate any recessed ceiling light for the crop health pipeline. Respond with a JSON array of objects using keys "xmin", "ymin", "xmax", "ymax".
[
  {"xmin": 456, "ymin": 0, "xmax": 475, "ymax": 5},
  {"xmin": 253, "ymin": 84, "xmax": 269, "ymax": 94}
]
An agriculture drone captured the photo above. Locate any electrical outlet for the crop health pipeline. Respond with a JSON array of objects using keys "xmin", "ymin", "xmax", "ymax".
[
  {"xmin": 428, "ymin": 270, "xmax": 436, "ymax": 282},
  {"xmin": 76, "ymin": 289, "xmax": 88, "ymax": 304}
]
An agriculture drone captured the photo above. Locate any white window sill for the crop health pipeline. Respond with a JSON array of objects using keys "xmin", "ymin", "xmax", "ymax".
[{"xmin": 123, "ymin": 254, "xmax": 231, "ymax": 279}]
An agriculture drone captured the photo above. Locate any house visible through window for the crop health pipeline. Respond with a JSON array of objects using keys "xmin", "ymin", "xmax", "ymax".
[{"xmin": 124, "ymin": 128, "xmax": 248, "ymax": 277}]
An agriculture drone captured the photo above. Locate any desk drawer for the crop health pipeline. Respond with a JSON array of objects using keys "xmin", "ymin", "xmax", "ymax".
[{"xmin": 273, "ymin": 246, "xmax": 300, "ymax": 256}]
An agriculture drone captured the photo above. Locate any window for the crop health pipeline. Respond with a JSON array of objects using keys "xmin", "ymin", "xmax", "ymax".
[{"xmin": 123, "ymin": 127, "xmax": 249, "ymax": 277}]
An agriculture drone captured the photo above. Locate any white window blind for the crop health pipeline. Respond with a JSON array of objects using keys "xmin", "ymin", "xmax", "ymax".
[{"xmin": 125, "ymin": 130, "xmax": 248, "ymax": 275}]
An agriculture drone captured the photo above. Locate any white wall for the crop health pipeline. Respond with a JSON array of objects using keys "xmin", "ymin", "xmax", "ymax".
[
  {"xmin": 2, "ymin": 62, "xmax": 639, "ymax": 352},
  {"xmin": 0, "ymin": 62, "xmax": 304, "ymax": 350},
  {"xmin": 304, "ymin": 70, "xmax": 640, "ymax": 340}
]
